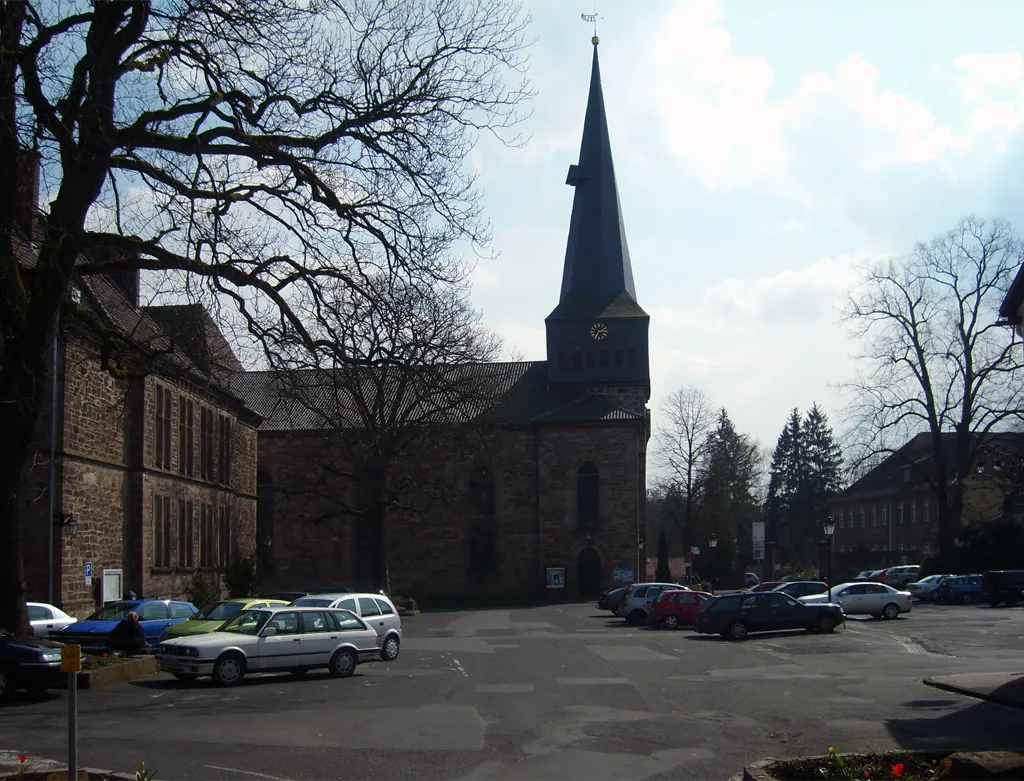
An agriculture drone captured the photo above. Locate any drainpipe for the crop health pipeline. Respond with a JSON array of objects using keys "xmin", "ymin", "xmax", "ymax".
[
  {"xmin": 535, "ymin": 425, "xmax": 541, "ymax": 594},
  {"xmin": 47, "ymin": 334, "xmax": 58, "ymax": 605}
]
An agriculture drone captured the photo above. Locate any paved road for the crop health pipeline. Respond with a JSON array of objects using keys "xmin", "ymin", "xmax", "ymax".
[{"xmin": 5, "ymin": 601, "xmax": 1024, "ymax": 780}]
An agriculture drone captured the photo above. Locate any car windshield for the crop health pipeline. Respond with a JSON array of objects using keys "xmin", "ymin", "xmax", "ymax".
[
  {"xmin": 193, "ymin": 601, "xmax": 245, "ymax": 621},
  {"xmin": 291, "ymin": 597, "xmax": 333, "ymax": 607},
  {"xmin": 85, "ymin": 602, "xmax": 140, "ymax": 621},
  {"xmin": 221, "ymin": 610, "xmax": 271, "ymax": 635}
]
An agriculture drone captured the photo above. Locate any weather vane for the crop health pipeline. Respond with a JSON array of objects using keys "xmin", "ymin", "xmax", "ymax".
[{"xmin": 581, "ymin": 9, "xmax": 602, "ymax": 44}]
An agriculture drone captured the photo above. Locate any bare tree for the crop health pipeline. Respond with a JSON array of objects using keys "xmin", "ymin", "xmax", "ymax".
[
  {"xmin": 841, "ymin": 216, "xmax": 1024, "ymax": 555},
  {"xmin": 249, "ymin": 274, "xmax": 504, "ymax": 594},
  {"xmin": 655, "ymin": 386, "xmax": 715, "ymax": 548},
  {"xmin": 0, "ymin": 0, "xmax": 530, "ymax": 632}
]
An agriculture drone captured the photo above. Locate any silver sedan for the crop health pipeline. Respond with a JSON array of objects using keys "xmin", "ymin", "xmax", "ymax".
[{"xmin": 800, "ymin": 582, "xmax": 913, "ymax": 619}]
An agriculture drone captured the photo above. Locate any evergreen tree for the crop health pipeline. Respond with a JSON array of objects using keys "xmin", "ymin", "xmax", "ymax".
[
  {"xmin": 695, "ymin": 409, "xmax": 762, "ymax": 585},
  {"xmin": 655, "ymin": 527, "xmax": 671, "ymax": 582},
  {"xmin": 800, "ymin": 403, "xmax": 844, "ymax": 547},
  {"xmin": 765, "ymin": 409, "xmax": 803, "ymax": 568}
]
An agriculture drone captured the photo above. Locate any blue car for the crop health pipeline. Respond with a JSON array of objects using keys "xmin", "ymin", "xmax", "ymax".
[
  {"xmin": 58, "ymin": 600, "xmax": 198, "ymax": 651},
  {"xmin": 935, "ymin": 574, "xmax": 984, "ymax": 603}
]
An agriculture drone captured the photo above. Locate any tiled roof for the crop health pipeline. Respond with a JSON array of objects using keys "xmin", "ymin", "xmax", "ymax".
[
  {"xmin": 546, "ymin": 291, "xmax": 648, "ymax": 321},
  {"xmin": 841, "ymin": 432, "xmax": 1024, "ymax": 495},
  {"xmin": 230, "ymin": 361, "xmax": 643, "ymax": 432},
  {"xmin": 145, "ymin": 304, "xmax": 244, "ymax": 381}
]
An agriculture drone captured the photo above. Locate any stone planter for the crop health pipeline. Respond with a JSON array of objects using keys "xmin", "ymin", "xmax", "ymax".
[
  {"xmin": 1, "ymin": 770, "xmax": 135, "ymax": 780},
  {"xmin": 735, "ymin": 750, "xmax": 1024, "ymax": 780},
  {"xmin": 79, "ymin": 656, "xmax": 159, "ymax": 690}
]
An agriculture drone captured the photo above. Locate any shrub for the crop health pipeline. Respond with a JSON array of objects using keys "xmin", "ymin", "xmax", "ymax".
[
  {"xmin": 185, "ymin": 572, "xmax": 220, "ymax": 609},
  {"xmin": 222, "ymin": 555, "xmax": 259, "ymax": 598}
]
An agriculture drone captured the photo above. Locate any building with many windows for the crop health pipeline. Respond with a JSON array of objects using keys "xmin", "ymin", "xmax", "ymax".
[{"xmin": 20, "ymin": 255, "xmax": 261, "ymax": 617}]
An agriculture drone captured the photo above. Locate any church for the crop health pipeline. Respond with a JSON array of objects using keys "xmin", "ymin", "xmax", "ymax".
[{"xmin": 236, "ymin": 40, "xmax": 652, "ymax": 602}]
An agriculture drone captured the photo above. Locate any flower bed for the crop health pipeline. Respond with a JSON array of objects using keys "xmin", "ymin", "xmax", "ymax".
[{"xmin": 746, "ymin": 748, "xmax": 1024, "ymax": 780}]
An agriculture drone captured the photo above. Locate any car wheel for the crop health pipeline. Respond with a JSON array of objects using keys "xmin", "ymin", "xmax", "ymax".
[
  {"xmin": 212, "ymin": 653, "xmax": 246, "ymax": 687},
  {"xmin": 663, "ymin": 614, "xmax": 680, "ymax": 630},
  {"xmin": 329, "ymin": 648, "xmax": 357, "ymax": 678},
  {"xmin": 626, "ymin": 610, "xmax": 646, "ymax": 626},
  {"xmin": 380, "ymin": 635, "xmax": 401, "ymax": 661},
  {"xmin": 172, "ymin": 673, "xmax": 198, "ymax": 682},
  {"xmin": 817, "ymin": 615, "xmax": 837, "ymax": 633},
  {"xmin": 727, "ymin": 621, "xmax": 749, "ymax": 641},
  {"xmin": 882, "ymin": 603, "xmax": 900, "ymax": 619}
]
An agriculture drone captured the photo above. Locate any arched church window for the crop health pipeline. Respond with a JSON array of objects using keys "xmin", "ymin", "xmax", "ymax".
[
  {"xmin": 577, "ymin": 462, "xmax": 599, "ymax": 533},
  {"xmin": 468, "ymin": 466, "xmax": 496, "ymax": 570}
]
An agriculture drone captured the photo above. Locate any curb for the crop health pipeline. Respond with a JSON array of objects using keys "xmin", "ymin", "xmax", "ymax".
[
  {"xmin": 1, "ymin": 768, "xmax": 135, "ymax": 780},
  {"xmin": 80, "ymin": 656, "xmax": 159, "ymax": 690},
  {"xmin": 923, "ymin": 676, "xmax": 1024, "ymax": 711},
  {"xmin": 735, "ymin": 750, "xmax": 946, "ymax": 780}
]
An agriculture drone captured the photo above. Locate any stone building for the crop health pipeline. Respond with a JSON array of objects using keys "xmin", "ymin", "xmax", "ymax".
[
  {"xmin": 234, "ymin": 40, "xmax": 651, "ymax": 602},
  {"xmin": 829, "ymin": 432, "xmax": 1024, "ymax": 574},
  {"xmin": 20, "ymin": 235, "xmax": 261, "ymax": 617}
]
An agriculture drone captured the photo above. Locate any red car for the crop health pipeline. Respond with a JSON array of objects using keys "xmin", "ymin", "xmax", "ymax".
[
  {"xmin": 649, "ymin": 589, "xmax": 711, "ymax": 629},
  {"xmin": 746, "ymin": 581, "xmax": 783, "ymax": 593}
]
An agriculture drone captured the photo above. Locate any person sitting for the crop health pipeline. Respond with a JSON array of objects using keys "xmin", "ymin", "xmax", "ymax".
[{"xmin": 109, "ymin": 611, "xmax": 147, "ymax": 655}]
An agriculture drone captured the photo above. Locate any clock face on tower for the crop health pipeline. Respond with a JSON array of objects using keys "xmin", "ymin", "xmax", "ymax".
[{"xmin": 589, "ymin": 322, "xmax": 609, "ymax": 341}]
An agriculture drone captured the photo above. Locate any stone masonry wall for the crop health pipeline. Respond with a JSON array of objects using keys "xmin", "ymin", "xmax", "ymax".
[{"xmin": 261, "ymin": 420, "xmax": 644, "ymax": 603}]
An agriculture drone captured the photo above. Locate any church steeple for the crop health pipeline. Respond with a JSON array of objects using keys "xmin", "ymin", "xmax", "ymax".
[
  {"xmin": 545, "ymin": 38, "xmax": 650, "ymax": 397},
  {"xmin": 557, "ymin": 38, "xmax": 638, "ymax": 305}
]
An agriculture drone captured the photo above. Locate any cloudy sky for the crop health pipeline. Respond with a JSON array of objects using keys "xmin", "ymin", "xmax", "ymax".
[{"xmin": 467, "ymin": 0, "xmax": 1024, "ymax": 452}]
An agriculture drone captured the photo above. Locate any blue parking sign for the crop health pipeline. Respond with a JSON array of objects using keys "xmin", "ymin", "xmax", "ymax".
[{"xmin": 84, "ymin": 562, "xmax": 93, "ymax": 578}]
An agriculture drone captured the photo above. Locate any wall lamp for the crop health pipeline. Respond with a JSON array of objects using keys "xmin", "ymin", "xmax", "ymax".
[{"xmin": 54, "ymin": 512, "xmax": 79, "ymax": 539}]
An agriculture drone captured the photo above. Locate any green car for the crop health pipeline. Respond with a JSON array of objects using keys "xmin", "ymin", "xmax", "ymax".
[{"xmin": 161, "ymin": 598, "xmax": 290, "ymax": 640}]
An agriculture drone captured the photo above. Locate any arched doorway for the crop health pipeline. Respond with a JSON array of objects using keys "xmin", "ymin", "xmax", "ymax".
[{"xmin": 577, "ymin": 547, "xmax": 601, "ymax": 597}]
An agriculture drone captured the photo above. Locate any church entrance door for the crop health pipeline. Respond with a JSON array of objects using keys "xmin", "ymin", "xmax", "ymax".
[{"xmin": 577, "ymin": 547, "xmax": 601, "ymax": 597}]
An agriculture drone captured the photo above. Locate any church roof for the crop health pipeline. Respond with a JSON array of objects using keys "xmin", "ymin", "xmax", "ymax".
[
  {"xmin": 551, "ymin": 40, "xmax": 647, "ymax": 321},
  {"xmin": 229, "ymin": 361, "xmax": 642, "ymax": 432}
]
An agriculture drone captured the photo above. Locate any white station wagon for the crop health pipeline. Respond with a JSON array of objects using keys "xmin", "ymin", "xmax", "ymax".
[
  {"xmin": 157, "ymin": 606, "xmax": 382, "ymax": 686},
  {"xmin": 291, "ymin": 592, "xmax": 403, "ymax": 661}
]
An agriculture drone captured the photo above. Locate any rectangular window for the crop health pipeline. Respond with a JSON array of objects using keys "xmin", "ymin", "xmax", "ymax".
[
  {"xmin": 871, "ymin": 542, "xmax": 879, "ymax": 552},
  {"xmin": 217, "ymin": 506, "xmax": 232, "ymax": 567},
  {"xmin": 903, "ymin": 466, "xmax": 910, "ymax": 482},
  {"xmin": 613, "ymin": 350, "xmax": 623, "ymax": 367},
  {"xmin": 881, "ymin": 505, "xmax": 888, "ymax": 526},
  {"xmin": 599, "ymin": 349, "xmax": 609, "ymax": 367},
  {"xmin": 872, "ymin": 504, "xmax": 878, "ymax": 526},
  {"xmin": 923, "ymin": 499, "xmax": 930, "ymax": 524},
  {"xmin": 153, "ymin": 494, "xmax": 171, "ymax": 567},
  {"xmin": 218, "ymin": 415, "xmax": 232, "ymax": 485},
  {"xmin": 200, "ymin": 503, "xmax": 215, "ymax": 567},
  {"xmin": 178, "ymin": 398, "xmax": 195, "ymax": 477},
  {"xmin": 154, "ymin": 386, "xmax": 172, "ymax": 469},
  {"xmin": 859, "ymin": 508, "xmax": 865, "ymax": 527},
  {"xmin": 838, "ymin": 509, "xmax": 844, "ymax": 529},
  {"xmin": 923, "ymin": 541, "xmax": 931, "ymax": 553},
  {"xmin": 898, "ymin": 541, "xmax": 904, "ymax": 551},
  {"xmin": 177, "ymin": 500, "xmax": 194, "ymax": 568},
  {"xmin": 910, "ymin": 540, "xmax": 918, "ymax": 551},
  {"xmin": 910, "ymin": 501, "xmax": 916, "ymax": 524},
  {"xmin": 585, "ymin": 349, "xmax": 595, "ymax": 368},
  {"xmin": 897, "ymin": 502, "xmax": 904, "ymax": 524},
  {"xmin": 199, "ymin": 408, "xmax": 214, "ymax": 480},
  {"xmin": 571, "ymin": 350, "xmax": 582, "ymax": 370}
]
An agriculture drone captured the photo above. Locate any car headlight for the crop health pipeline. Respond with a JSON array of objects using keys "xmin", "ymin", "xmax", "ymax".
[{"xmin": 186, "ymin": 647, "xmax": 200, "ymax": 657}]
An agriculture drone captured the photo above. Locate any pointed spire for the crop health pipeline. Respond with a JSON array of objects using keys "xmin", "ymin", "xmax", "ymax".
[{"xmin": 556, "ymin": 40, "xmax": 638, "ymax": 307}]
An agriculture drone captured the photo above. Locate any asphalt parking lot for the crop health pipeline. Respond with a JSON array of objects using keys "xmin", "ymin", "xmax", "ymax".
[{"xmin": 5, "ymin": 601, "xmax": 1024, "ymax": 781}]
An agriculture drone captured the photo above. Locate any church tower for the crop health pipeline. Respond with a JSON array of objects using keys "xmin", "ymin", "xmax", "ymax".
[{"xmin": 545, "ymin": 38, "xmax": 650, "ymax": 403}]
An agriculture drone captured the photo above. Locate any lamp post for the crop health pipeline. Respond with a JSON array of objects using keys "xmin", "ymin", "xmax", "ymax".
[{"xmin": 823, "ymin": 516, "xmax": 836, "ymax": 603}]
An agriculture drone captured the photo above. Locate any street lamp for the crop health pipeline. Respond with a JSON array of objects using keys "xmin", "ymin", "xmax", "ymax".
[
  {"xmin": 708, "ymin": 535, "xmax": 718, "ymax": 549},
  {"xmin": 823, "ymin": 516, "xmax": 836, "ymax": 603}
]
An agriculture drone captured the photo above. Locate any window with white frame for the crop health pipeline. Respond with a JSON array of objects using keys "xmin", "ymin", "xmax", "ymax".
[
  {"xmin": 859, "ymin": 507, "xmax": 865, "ymax": 527},
  {"xmin": 898, "ymin": 541, "xmax": 904, "ymax": 551},
  {"xmin": 923, "ymin": 541, "xmax": 931, "ymax": 553},
  {"xmin": 872, "ymin": 504, "xmax": 878, "ymax": 526},
  {"xmin": 838, "ymin": 509, "xmax": 845, "ymax": 528},
  {"xmin": 910, "ymin": 501, "xmax": 916, "ymax": 524},
  {"xmin": 910, "ymin": 540, "xmax": 918, "ymax": 551},
  {"xmin": 881, "ymin": 505, "xmax": 888, "ymax": 525},
  {"xmin": 871, "ymin": 542, "xmax": 879, "ymax": 551},
  {"xmin": 923, "ymin": 499, "xmax": 930, "ymax": 524},
  {"xmin": 897, "ymin": 502, "xmax": 904, "ymax": 524}
]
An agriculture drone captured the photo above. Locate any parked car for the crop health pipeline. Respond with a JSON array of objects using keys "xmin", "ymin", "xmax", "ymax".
[
  {"xmin": 745, "ymin": 581, "xmax": 784, "ymax": 593},
  {"xmin": 616, "ymin": 582, "xmax": 688, "ymax": 625},
  {"xmin": 799, "ymin": 582, "xmax": 912, "ymax": 619},
  {"xmin": 27, "ymin": 602, "xmax": 75, "ymax": 637},
  {"xmin": 161, "ymin": 598, "xmax": 290, "ymax": 641},
  {"xmin": 649, "ymin": 590, "xmax": 711, "ymax": 629},
  {"xmin": 884, "ymin": 566, "xmax": 921, "ymax": 589},
  {"xmin": 866, "ymin": 569, "xmax": 885, "ymax": 582},
  {"xmin": 0, "ymin": 630, "xmax": 64, "ymax": 701},
  {"xmin": 597, "ymin": 586, "xmax": 627, "ymax": 613},
  {"xmin": 744, "ymin": 573, "xmax": 760, "ymax": 588},
  {"xmin": 982, "ymin": 570, "xmax": 1024, "ymax": 607},
  {"xmin": 59, "ymin": 599, "xmax": 198, "ymax": 651},
  {"xmin": 259, "ymin": 591, "xmax": 311, "ymax": 602},
  {"xmin": 694, "ymin": 592, "xmax": 845, "ymax": 640},
  {"xmin": 852, "ymin": 570, "xmax": 875, "ymax": 582},
  {"xmin": 935, "ymin": 574, "xmax": 984, "ymax": 603},
  {"xmin": 157, "ymin": 606, "xmax": 381, "ymax": 685},
  {"xmin": 290, "ymin": 592, "xmax": 402, "ymax": 660},
  {"xmin": 906, "ymin": 575, "xmax": 950, "ymax": 602},
  {"xmin": 772, "ymin": 581, "xmax": 829, "ymax": 600}
]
